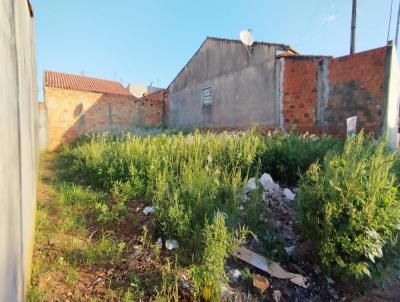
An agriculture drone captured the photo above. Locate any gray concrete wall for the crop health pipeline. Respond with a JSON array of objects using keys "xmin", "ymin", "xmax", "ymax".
[
  {"xmin": 0, "ymin": 0, "xmax": 38, "ymax": 301},
  {"xmin": 169, "ymin": 38, "xmax": 287, "ymax": 128},
  {"xmin": 38, "ymin": 103, "xmax": 47, "ymax": 151},
  {"xmin": 383, "ymin": 44, "xmax": 400, "ymax": 148}
]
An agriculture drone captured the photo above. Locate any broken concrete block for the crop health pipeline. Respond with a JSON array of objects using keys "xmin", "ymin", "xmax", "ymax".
[
  {"xmin": 228, "ymin": 268, "xmax": 241, "ymax": 283},
  {"xmin": 165, "ymin": 239, "xmax": 178, "ymax": 250},
  {"xmin": 253, "ymin": 274, "xmax": 270, "ymax": 294},
  {"xmin": 272, "ymin": 290, "xmax": 282, "ymax": 302},
  {"xmin": 244, "ymin": 177, "xmax": 257, "ymax": 193},
  {"xmin": 259, "ymin": 173, "xmax": 280, "ymax": 191},
  {"xmin": 283, "ymin": 188, "xmax": 295, "ymax": 201},
  {"xmin": 143, "ymin": 206, "xmax": 155, "ymax": 215}
]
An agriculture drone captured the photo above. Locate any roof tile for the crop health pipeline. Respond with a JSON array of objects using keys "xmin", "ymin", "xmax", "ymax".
[{"xmin": 44, "ymin": 71, "xmax": 132, "ymax": 96}]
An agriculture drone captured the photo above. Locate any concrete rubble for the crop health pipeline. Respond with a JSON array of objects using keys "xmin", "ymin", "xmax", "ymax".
[
  {"xmin": 272, "ymin": 289, "xmax": 282, "ymax": 302},
  {"xmin": 228, "ymin": 268, "xmax": 242, "ymax": 283},
  {"xmin": 165, "ymin": 239, "xmax": 178, "ymax": 250},
  {"xmin": 143, "ymin": 206, "xmax": 155, "ymax": 215},
  {"xmin": 259, "ymin": 173, "xmax": 280, "ymax": 191},
  {"xmin": 252, "ymin": 274, "xmax": 270, "ymax": 293},
  {"xmin": 244, "ymin": 177, "xmax": 257, "ymax": 193},
  {"xmin": 224, "ymin": 171, "xmax": 342, "ymax": 300}
]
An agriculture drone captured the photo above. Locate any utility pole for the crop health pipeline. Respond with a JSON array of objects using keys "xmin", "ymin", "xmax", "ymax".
[
  {"xmin": 396, "ymin": 1, "xmax": 400, "ymax": 48},
  {"xmin": 350, "ymin": 0, "xmax": 357, "ymax": 54}
]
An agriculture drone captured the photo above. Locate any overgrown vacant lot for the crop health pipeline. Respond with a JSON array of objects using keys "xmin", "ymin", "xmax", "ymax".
[{"xmin": 29, "ymin": 130, "xmax": 400, "ymax": 301}]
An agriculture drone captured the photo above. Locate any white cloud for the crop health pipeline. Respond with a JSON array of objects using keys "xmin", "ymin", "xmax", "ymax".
[{"xmin": 322, "ymin": 14, "xmax": 336, "ymax": 24}]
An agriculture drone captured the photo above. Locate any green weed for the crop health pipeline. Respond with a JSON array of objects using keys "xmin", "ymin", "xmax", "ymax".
[
  {"xmin": 297, "ymin": 133, "xmax": 400, "ymax": 285},
  {"xmin": 256, "ymin": 131, "xmax": 342, "ymax": 186}
]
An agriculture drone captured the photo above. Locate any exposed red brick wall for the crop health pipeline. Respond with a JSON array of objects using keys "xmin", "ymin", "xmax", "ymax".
[
  {"xmin": 140, "ymin": 89, "xmax": 169, "ymax": 123},
  {"xmin": 282, "ymin": 46, "xmax": 388, "ymax": 138},
  {"xmin": 326, "ymin": 47, "xmax": 387, "ymax": 137},
  {"xmin": 282, "ymin": 57, "xmax": 319, "ymax": 132},
  {"xmin": 45, "ymin": 87, "xmax": 164, "ymax": 150}
]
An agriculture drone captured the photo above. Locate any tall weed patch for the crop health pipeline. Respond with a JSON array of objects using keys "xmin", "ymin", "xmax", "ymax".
[
  {"xmin": 297, "ymin": 134, "xmax": 400, "ymax": 285},
  {"xmin": 256, "ymin": 132, "xmax": 342, "ymax": 186},
  {"xmin": 61, "ymin": 130, "xmax": 262, "ymax": 263}
]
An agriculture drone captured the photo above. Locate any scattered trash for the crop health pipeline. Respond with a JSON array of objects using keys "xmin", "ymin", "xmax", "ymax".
[
  {"xmin": 231, "ymin": 245, "xmax": 308, "ymax": 288},
  {"xmin": 259, "ymin": 173, "xmax": 280, "ymax": 191},
  {"xmin": 253, "ymin": 274, "xmax": 269, "ymax": 294},
  {"xmin": 165, "ymin": 239, "xmax": 178, "ymax": 250},
  {"xmin": 228, "ymin": 269, "xmax": 242, "ymax": 283},
  {"xmin": 326, "ymin": 277, "xmax": 335, "ymax": 285},
  {"xmin": 244, "ymin": 177, "xmax": 257, "ymax": 193},
  {"xmin": 283, "ymin": 188, "xmax": 295, "ymax": 201},
  {"xmin": 284, "ymin": 245, "xmax": 296, "ymax": 255},
  {"xmin": 272, "ymin": 289, "xmax": 282, "ymax": 302},
  {"xmin": 156, "ymin": 238, "xmax": 162, "ymax": 248},
  {"xmin": 253, "ymin": 274, "xmax": 270, "ymax": 294},
  {"xmin": 239, "ymin": 205, "xmax": 245, "ymax": 211},
  {"xmin": 179, "ymin": 274, "xmax": 191, "ymax": 290},
  {"xmin": 143, "ymin": 206, "xmax": 155, "ymax": 215},
  {"xmin": 270, "ymin": 189, "xmax": 283, "ymax": 201},
  {"xmin": 221, "ymin": 285, "xmax": 235, "ymax": 300}
]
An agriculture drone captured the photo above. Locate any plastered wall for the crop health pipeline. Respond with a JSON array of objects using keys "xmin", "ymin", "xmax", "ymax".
[{"xmin": 0, "ymin": 0, "xmax": 38, "ymax": 301}]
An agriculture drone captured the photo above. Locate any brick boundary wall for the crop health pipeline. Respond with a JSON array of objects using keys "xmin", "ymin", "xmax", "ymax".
[
  {"xmin": 282, "ymin": 56, "xmax": 322, "ymax": 132},
  {"xmin": 45, "ymin": 87, "xmax": 164, "ymax": 150},
  {"xmin": 281, "ymin": 46, "xmax": 391, "ymax": 139},
  {"xmin": 139, "ymin": 89, "xmax": 168, "ymax": 124},
  {"xmin": 326, "ymin": 47, "xmax": 387, "ymax": 137}
]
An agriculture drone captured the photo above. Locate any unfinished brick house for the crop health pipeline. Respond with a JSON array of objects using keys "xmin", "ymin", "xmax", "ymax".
[
  {"xmin": 168, "ymin": 37, "xmax": 399, "ymax": 147},
  {"xmin": 43, "ymin": 71, "xmax": 164, "ymax": 150}
]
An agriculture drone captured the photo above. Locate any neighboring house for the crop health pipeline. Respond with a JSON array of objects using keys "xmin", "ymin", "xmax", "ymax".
[
  {"xmin": 168, "ymin": 37, "xmax": 297, "ymax": 129},
  {"xmin": 43, "ymin": 71, "xmax": 164, "ymax": 150},
  {"xmin": 168, "ymin": 37, "xmax": 399, "ymax": 147},
  {"xmin": 127, "ymin": 82, "xmax": 163, "ymax": 98},
  {"xmin": 139, "ymin": 89, "xmax": 169, "ymax": 123}
]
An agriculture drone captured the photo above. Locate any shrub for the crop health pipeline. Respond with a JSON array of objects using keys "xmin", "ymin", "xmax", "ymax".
[
  {"xmin": 297, "ymin": 133, "xmax": 400, "ymax": 285},
  {"xmin": 191, "ymin": 212, "xmax": 247, "ymax": 302},
  {"xmin": 155, "ymin": 257, "xmax": 179, "ymax": 302},
  {"xmin": 256, "ymin": 132, "xmax": 342, "ymax": 186}
]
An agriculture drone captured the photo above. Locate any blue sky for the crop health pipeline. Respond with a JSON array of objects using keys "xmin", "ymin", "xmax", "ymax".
[{"xmin": 35, "ymin": 0, "xmax": 399, "ymax": 99}]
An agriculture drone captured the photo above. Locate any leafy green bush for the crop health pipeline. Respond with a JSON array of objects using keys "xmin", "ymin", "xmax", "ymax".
[
  {"xmin": 256, "ymin": 132, "xmax": 342, "ymax": 186},
  {"xmin": 297, "ymin": 133, "xmax": 400, "ymax": 285}
]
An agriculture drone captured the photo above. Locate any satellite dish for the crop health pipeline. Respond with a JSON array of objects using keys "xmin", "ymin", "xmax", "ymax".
[{"xmin": 240, "ymin": 30, "xmax": 254, "ymax": 46}]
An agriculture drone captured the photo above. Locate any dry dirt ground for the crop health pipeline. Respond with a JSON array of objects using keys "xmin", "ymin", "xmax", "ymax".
[{"xmin": 29, "ymin": 154, "xmax": 174, "ymax": 301}]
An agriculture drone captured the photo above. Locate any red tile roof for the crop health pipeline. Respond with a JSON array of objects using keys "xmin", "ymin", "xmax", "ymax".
[{"xmin": 44, "ymin": 71, "xmax": 132, "ymax": 96}]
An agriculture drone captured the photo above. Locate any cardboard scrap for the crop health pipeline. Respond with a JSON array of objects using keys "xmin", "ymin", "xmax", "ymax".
[{"xmin": 232, "ymin": 245, "xmax": 308, "ymax": 288}]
